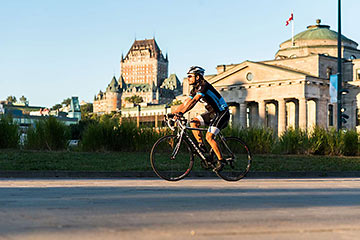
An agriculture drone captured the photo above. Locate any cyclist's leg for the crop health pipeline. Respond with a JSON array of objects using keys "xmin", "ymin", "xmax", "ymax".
[
  {"xmin": 206, "ymin": 110, "xmax": 230, "ymax": 161},
  {"xmin": 190, "ymin": 118, "xmax": 202, "ymax": 144},
  {"xmin": 190, "ymin": 112, "xmax": 211, "ymax": 144},
  {"xmin": 206, "ymin": 131, "xmax": 222, "ymax": 159}
]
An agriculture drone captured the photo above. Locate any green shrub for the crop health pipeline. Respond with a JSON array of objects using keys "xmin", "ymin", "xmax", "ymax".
[
  {"xmin": 326, "ymin": 128, "xmax": 344, "ymax": 155},
  {"xmin": 69, "ymin": 119, "xmax": 97, "ymax": 140},
  {"xmin": 223, "ymin": 126, "xmax": 275, "ymax": 154},
  {"xmin": 308, "ymin": 126, "xmax": 329, "ymax": 155},
  {"xmin": 80, "ymin": 118, "xmax": 170, "ymax": 152},
  {"xmin": 81, "ymin": 118, "xmax": 118, "ymax": 151},
  {"xmin": 0, "ymin": 115, "xmax": 19, "ymax": 149},
  {"xmin": 343, "ymin": 130, "xmax": 359, "ymax": 156},
  {"xmin": 25, "ymin": 117, "xmax": 70, "ymax": 151},
  {"xmin": 278, "ymin": 127, "xmax": 308, "ymax": 154}
]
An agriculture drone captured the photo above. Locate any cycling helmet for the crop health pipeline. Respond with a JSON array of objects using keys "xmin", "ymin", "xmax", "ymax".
[{"xmin": 187, "ymin": 66, "xmax": 205, "ymax": 76}]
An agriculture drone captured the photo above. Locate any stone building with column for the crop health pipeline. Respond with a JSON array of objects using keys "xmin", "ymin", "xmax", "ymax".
[{"xmin": 182, "ymin": 20, "xmax": 360, "ymax": 135}]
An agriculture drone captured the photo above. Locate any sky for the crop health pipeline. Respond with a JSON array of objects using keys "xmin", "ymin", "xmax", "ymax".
[{"xmin": 1, "ymin": 0, "xmax": 360, "ymax": 108}]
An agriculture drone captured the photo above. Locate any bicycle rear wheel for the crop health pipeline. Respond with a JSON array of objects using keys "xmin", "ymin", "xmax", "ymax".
[
  {"xmin": 150, "ymin": 135, "xmax": 194, "ymax": 181},
  {"xmin": 215, "ymin": 137, "xmax": 252, "ymax": 181}
]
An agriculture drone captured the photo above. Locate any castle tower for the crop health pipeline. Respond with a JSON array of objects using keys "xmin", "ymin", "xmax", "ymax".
[
  {"xmin": 120, "ymin": 38, "xmax": 168, "ymax": 88},
  {"xmin": 93, "ymin": 76, "xmax": 122, "ymax": 113}
]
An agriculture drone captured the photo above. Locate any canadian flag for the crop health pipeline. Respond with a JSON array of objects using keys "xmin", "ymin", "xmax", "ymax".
[{"xmin": 286, "ymin": 13, "xmax": 294, "ymax": 26}]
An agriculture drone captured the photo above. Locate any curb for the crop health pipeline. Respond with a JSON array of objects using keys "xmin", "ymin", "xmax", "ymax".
[{"xmin": 1, "ymin": 171, "xmax": 360, "ymax": 179}]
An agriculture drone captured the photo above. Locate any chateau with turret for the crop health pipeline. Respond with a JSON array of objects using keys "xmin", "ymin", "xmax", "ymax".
[{"xmin": 93, "ymin": 38, "xmax": 182, "ymax": 114}]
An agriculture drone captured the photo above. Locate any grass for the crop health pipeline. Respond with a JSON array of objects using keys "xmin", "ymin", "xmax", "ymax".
[
  {"xmin": 0, "ymin": 150, "xmax": 153, "ymax": 171},
  {"xmin": 1, "ymin": 150, "xmax": 360, "ymax": 172}
]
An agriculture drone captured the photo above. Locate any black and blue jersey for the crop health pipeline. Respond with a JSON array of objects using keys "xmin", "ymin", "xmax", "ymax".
[{"xmin": 189, "ymin": 80, "xmax": 228, "ymax": 113}]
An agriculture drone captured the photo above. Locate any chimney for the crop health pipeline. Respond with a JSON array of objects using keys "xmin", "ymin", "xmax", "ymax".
[{"xmin": 216, "ymin": 65, "xmax": 226, "ymax": 74}]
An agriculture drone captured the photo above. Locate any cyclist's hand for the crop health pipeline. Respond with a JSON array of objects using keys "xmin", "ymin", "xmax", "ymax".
[{"xmin": 173, "ymin": 112, "xmax": 183, "ymax": 121}]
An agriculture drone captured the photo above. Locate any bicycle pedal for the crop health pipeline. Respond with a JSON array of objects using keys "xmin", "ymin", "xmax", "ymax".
[{"xmin": 200, "ymin": 160, "xmax": 212, "ymax": 170}]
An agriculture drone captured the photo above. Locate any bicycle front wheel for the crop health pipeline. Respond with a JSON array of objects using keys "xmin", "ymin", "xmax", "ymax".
[
  {"xmin": 215, "ymin": 137, "xmax": 252, "ymax": 181},
  {"xmin": 150, "ymin": 135, "xmax": 194, "ymax": 181}
]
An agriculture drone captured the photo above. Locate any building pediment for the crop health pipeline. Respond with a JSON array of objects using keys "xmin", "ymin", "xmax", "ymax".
[{"xmin": 209, "ymin": 61, "xmax": 309, "ymax": 87}]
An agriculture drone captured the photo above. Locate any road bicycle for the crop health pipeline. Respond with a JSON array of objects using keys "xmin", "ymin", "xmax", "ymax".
[{"xmin": 150, "ymin": 114, "xmax": 252, "ymax": 182}]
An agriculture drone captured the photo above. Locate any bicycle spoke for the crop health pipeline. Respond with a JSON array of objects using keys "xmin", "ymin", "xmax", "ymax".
[
  {"xmin": 150, "ymin": 135, "xmax": 194, "ymax": 181},
  {"xmin": 215, "ymin": 137, "xmax": 252, "ymax": 181}
]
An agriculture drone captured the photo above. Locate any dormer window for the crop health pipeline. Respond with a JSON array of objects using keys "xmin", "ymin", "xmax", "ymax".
[{"xmin": 350, "ymin": 55, "xmax": 357, "ymax": 60}]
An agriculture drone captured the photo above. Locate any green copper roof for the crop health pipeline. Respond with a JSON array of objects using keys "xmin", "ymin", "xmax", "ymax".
[
  {"xmin": 161, "ymin": 74, "xmax": 181, "ymax": 90},
  {"xmin": 106, "ymin": 76, "xmax": 120, "ymax": 92},
  {"xmin": 282, "ymin": 22, "xmax": 356, "ymax": 45}
]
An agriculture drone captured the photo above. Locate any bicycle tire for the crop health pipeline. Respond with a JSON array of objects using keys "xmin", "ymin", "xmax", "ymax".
[
  {"xmin": 150, "ymin": 134, "xmax": 194, "ymax": 181},
  {"xmin": 215, "ymin": 137, "xmax": 252, "ymax": 181}
]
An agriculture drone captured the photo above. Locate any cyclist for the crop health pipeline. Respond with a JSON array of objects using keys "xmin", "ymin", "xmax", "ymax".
[{"xmin": 173, "ymin": 66, "xmax": 230, "ymax": 171}]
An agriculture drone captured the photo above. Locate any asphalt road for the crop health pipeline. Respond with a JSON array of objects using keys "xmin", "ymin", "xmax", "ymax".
[{"xmin": 0, "ymin": 178, "xmax": 360, "ymax": 240}]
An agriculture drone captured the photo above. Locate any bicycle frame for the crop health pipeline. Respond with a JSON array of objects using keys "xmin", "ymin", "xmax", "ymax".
[{"xmin": 171, "ymin": 117, "xmax": 232, "ymax": 163}]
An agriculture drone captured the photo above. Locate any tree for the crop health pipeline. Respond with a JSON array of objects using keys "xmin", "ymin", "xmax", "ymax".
[
  {"xmin": 51, "ymin": 104, "xmax": 62, "ymax": 111},
  {"xmin": 61, "ymin": 98, "xmax": 72, "ymax": 106},
  {"xmin": 80, "ymin": 103, "xmax": 93, "ymax": 115},
  {"xmin": 6, "ymin": 96, "xmax": 16, "ymax": 103},
  {"xmin": 19, "ymin": 96, "xmax": 28, "ymax": 104},
  {"xmin": 125, "ymin": 95, "xmax": 143, "ymax": 105}
]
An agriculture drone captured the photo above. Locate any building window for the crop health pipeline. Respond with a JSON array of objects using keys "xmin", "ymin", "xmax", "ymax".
[
  {"xmin": 326, "ymin": 67, "xmax": 332, "ymax": 79},
  {"xmin": 328, "ymin": 105, "xmax": 334, "ymax": 126},
  {"xmin": 246, "ymin": 72, "xmax": 253, "ymax": 81},
  {"xmin": 357, "ymin": 69, "xmax": 360, "ymax": 80},
  {"xmin": 357, "ymin": 108, "xmax": 360, "ymax": 126}
]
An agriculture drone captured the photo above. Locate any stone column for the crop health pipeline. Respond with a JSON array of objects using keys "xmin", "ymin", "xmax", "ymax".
[
  {"xmin": 317, "ymin": 99, "xmax": 328, "ymax": 128},
  {"xmin": 239, "ymin": 103, "xmax": 247, "ymax": 128},
  {"xmin": 258, "ymin": 100, "xmax": 266, "ymax": 127},
  {"xmin": 299, "ymin": 98, "xmax": 307, "ymax": 130},
  {"xmin": 249, "ymin": 103, "xmax": 259, "ymax": 127},
  {"xmin": 278, "ymin": 99, "xmax": 286, "ymax": 135}
]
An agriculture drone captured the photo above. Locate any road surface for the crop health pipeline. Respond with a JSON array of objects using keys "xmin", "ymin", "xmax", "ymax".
[{"xmin": 0, "ymin": 178, "xmax": 360, "ymax": 239}]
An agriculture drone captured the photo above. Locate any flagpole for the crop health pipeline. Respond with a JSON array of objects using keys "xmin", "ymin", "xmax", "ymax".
[{"xmin": 291, "ymin": 10, "xmax": 294, "ymax": 46}]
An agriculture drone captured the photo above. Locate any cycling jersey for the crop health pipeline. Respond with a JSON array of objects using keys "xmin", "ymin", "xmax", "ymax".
[{"xmin": 189, "ymin": 80, "xmax": 228, "ymax": 113}]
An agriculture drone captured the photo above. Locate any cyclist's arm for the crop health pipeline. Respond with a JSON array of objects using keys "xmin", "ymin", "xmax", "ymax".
[{"xmin": 173, "ymin": 94, "xmax": 202, "ymax": 115}]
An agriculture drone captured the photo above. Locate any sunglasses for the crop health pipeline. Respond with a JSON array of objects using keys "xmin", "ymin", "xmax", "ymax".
[{"xmin": 187, "ymin": 75, "xmax": 195, "ymax": 78}]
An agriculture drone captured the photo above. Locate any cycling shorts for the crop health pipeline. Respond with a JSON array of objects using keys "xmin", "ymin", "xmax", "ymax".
[{"xmin": 194, "ymin": 109, "xmax": 230, "ymax": 135}]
